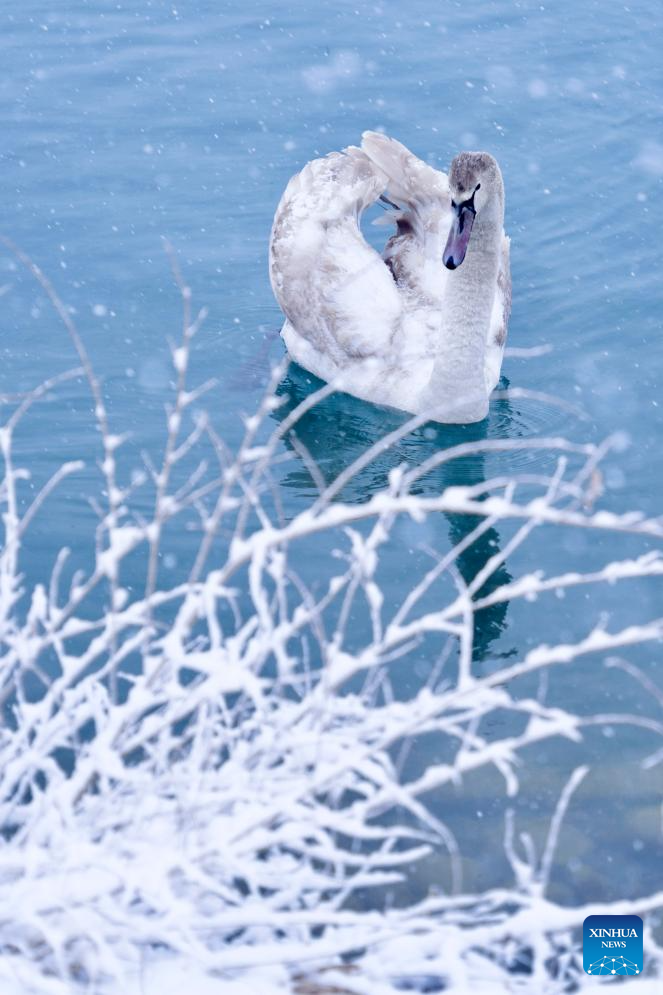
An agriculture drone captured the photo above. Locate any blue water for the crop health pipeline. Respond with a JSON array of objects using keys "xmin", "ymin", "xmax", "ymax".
[{"xmin": 2, "ymin": 1, "xmax": 662, "ymax": 904}]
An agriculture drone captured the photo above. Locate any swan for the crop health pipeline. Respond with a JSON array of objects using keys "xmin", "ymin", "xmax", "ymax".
[{"xmin": 269, "ymin": 132, "xmax": 511, "ymax": 424}]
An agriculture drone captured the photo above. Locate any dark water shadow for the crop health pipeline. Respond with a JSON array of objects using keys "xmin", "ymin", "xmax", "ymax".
[{"xmin": 272, "ymin": 363, "xmax": 519, "ymax": 664}]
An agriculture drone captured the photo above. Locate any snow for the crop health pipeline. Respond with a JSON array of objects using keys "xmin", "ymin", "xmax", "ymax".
[
  {"xmin": 301, "ymin": 50, "xmax": 361, "ymax": 95},
  {"xmin": 634, "ymin": 140, "xmax": 663, "ymax": 177}
]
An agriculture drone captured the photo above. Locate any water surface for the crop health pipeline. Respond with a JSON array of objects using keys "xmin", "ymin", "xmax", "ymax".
[{"xmin": 2, "ymin": 0, "xmax": 662, "ymax": 905}]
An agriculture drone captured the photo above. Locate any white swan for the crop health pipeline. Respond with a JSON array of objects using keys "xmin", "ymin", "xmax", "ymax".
[{"xmin": 269, "ymin": 132, "xmax": 511, "ymax": 424}]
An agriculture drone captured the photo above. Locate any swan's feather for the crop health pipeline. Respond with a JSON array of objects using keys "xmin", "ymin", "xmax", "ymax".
[
  {"xmin": 360, "ymin": 131, "xmax": 449, "ymax": 213},
  {"xmin": 361, "ymin": 131, "xmax": 452, "ymax": 305},
  {"xmin": 486, "ymin": 233, "xmax": 512, "ymax": 390},
  {"xmin": 269, "ymin": 147, "xmax": 402, "ymax": 374}
]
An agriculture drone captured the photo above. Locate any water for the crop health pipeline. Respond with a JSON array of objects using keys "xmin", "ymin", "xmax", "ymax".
[{"xmin": 2, "ymin": 0, "xmax": 662, "ymax": 905}]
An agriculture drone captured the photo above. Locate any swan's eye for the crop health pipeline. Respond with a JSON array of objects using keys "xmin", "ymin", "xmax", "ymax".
[{"xmin": 451, "ymin": 199, "xmax": 457, "ymax": 209}]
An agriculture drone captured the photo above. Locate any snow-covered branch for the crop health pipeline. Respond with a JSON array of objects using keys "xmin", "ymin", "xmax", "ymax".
[{"xmin": 0, "ymin": 260, "xmax": 661, "ymax": 994}]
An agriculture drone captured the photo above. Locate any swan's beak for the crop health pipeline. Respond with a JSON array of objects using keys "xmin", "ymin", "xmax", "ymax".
[{"xmin": 443, "ymin": 203, "xmax": 475, "ymax": 270}]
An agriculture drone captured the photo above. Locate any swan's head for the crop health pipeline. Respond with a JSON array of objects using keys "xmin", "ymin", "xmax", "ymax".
[{"xmin": 443, "ymin": 151, "xmax": 503, "ymax": 270}]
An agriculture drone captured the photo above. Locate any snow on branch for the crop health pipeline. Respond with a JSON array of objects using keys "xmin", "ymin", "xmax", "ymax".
[{"xmin": 0, "ymin": 251, "xmax": 661, "ymax": 994}]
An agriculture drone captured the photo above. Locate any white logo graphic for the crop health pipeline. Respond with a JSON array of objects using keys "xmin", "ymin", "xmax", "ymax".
[{"xmin": 587, "ymin": 954, "xmax": 640, "ymax": 976}]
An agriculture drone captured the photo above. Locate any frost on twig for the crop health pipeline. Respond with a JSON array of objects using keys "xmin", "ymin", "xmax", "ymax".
[{"xmin": 0, "ymin": 253, "xmax": 662, "ymax": 994}]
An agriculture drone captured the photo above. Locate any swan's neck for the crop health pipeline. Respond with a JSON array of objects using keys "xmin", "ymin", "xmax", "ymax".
[{"xmin": 426, "ymin": 203, "xmax": 503, "ymax": 422}]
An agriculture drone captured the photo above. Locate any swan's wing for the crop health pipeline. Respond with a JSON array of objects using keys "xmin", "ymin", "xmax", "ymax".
[
  {"xmin": 269, "ymin": 146, "xmax": 402, "ymax": 372},
  {"xmin": 360, "ymin": 131, "xmax": 448, "ymax": 214},
  {"xmin": 485, "ymin": 232, "xmax": 511, "ymax": 391},
  {"xmin": 361, "ymin": 131, "xmax": 450, "ymax": 297}
]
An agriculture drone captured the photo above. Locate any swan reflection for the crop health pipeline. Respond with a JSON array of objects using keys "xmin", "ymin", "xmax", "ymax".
[{"xmin": 272, "ymin": 363, "xmax": 515, "ymax": 665}]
